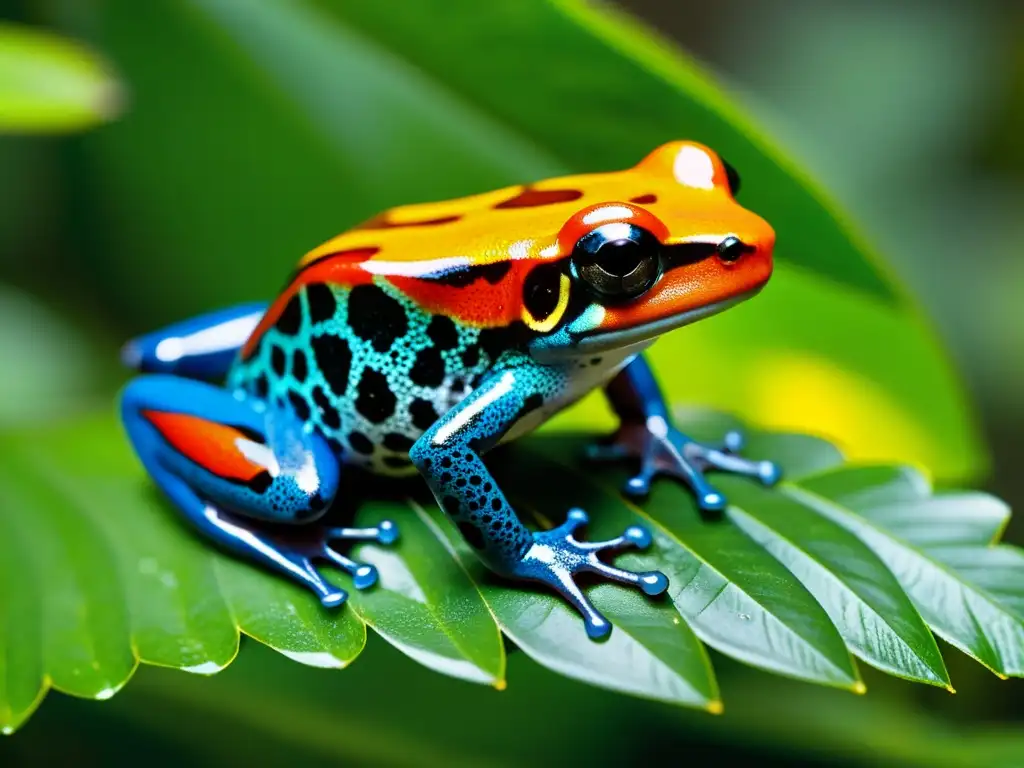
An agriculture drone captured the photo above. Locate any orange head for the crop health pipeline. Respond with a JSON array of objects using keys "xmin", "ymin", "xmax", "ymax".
[{"xmin": 525, "ymin": 140, "xmax": 775, "ymax": 360}]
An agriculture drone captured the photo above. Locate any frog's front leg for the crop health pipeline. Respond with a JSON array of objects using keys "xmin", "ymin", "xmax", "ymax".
[
  {"xmin": 409, "ymin": 354, "xmax": 668, "ymax": 640},
  {"xmin": 589, "ymin": 354, "xmax": 781, "ymax": 512},
  {"xmin": 121, "ymin": 374, "xmax": 396, "ymax": 606}
]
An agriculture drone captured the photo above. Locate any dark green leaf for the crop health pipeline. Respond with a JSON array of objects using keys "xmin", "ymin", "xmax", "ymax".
[
  {"xmin": 60, "ymin": 0, "xmax": 984, "ymax": 480},
  {"xmin": 348, "ymin": 500, "xmax": 505, "ymax": 687}
]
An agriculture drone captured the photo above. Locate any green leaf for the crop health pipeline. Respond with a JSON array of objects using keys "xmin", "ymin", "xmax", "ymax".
[
  {"xmin": 347, "ymin": 500, "xmax": 505, "ymax": 687},
  {"xmin": 2, "ymin": 408, "xmax": 1019, "ymax": 734},
  {"xmin": 59, "ymin": 0, "xmax": 983, "ymax": 479},
  {"xmin": 796, "ymin": 469, "xmax": 1024, "ymax": 678},
  {"xmin": 0, "ymin": 22, "xmax": 122, "ymax": 134}
]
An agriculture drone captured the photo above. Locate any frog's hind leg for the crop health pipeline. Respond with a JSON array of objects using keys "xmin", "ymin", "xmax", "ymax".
[
  {"xmin": 121, "ymin": 302, "xmax": 269, "ymax": 380},
  {"xmin": 121, "ymin": 374, "xmax": 397, "ymax": 606}
]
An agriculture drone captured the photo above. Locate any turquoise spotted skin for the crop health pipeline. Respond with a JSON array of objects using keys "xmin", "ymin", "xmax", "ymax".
[{"xmin": 226, "ymin": 281, "xmax": 497, "ymax": 477}]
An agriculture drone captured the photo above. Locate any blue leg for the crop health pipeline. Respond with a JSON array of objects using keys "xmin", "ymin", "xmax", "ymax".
[
  {"xmin": 120, "ymin": 374, "xmax": 397, "ymax": 606},
  {"xmin": 410, "ymin": 353, "xmax": 668, "ymax": 641},
  {"xmin": 589, "ymin": 354, "xmax": 781, "ymax": 512},
  {"xmin": 121, "ymin": 302, "xmax": 269, "ymax": 380}
]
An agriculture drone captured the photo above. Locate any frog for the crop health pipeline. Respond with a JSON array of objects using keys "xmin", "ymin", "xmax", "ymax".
[{"xmin": 120, "ymin": 140, "xmax": 780, "ymax": 640}]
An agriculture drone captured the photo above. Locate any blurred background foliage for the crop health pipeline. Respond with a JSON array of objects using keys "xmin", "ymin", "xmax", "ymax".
[{"xmin": 0, "ymin": 0, "xmax": 1022, "ymax": 765}]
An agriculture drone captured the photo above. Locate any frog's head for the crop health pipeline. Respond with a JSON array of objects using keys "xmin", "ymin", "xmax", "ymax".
[{"xmin": 524, "ymin": 141, "xmax": 775, "ymax": 362}]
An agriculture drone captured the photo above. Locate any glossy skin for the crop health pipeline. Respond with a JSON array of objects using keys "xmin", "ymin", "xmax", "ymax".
[{"xmin": 120, "ymin": 141, "xmax": 780, "ymax": 639}]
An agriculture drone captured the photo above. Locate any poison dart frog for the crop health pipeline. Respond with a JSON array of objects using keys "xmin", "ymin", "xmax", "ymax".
[{"xmin": 120, "ymin": 141, "xmax": 780, "ymax": 640}]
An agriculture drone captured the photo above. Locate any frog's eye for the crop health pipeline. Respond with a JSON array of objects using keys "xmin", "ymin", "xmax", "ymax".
[
  {"xmin": 521, "ymin": 261, "xmax": 572, "ymax": 333},
  {"xmin": 570, "ymin": 223, "xmax": 662, "ymax": 301},
  {"xmin": 722, "ymin": 160, "xmax": 742, "ymax": 196}
]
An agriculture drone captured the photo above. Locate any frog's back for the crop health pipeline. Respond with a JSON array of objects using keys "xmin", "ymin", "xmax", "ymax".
[
  {"xmin": 223, "ymin": 172, "xmax": 619, "ymax": 474},
  {"xmin": 227, "ymin": 277, "xmax": 511, "ymax": 475}
]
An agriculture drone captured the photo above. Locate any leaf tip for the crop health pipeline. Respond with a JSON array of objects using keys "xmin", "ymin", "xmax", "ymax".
[
  {"xmin": 493, "ymin": 678, "xmax": 508, "ymax": 692},
  {"xmin": 945, "ymin": 685, "xmax": 957, "ymax": 694},
  {"xmin": 852, "ymin": 681, "xmax": 867, "ymax": 695},
  {"xmin": 707, "ymin": 700, "xmax": 724, "ymax": 715},
  {"xmin": 182, "ymin": 660, "xmax": 229, "ymax": 676},
  {"xmin": 1, "ymin": 725, "xmax": 13, "ymax": 736}
]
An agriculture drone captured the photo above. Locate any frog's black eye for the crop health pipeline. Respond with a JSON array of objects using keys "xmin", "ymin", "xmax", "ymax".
[
  {"xmin": 571, "ymin": 223, "xmax": 662, "ymax": 301},
  {"xmin": 722, "ymin": 159, "xmax": 741, "ymax": 196},
  {"xmin": 717, "ymin": 235, "xmax": 753, "ymax": 263}
]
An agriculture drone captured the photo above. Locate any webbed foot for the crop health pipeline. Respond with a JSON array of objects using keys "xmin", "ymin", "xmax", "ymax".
[
  {"xmin": 259, "ymin": 519, "xmax": 399, "ymax": 607},
  {"xmin": 586, "ymin": 418, "xmax": 781, "ymax": 513},
  {"xmin": 512, "ymin": 509, "xmax": 668, "ymax": 640}
]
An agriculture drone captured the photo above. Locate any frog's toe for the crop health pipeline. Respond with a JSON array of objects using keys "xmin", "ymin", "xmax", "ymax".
[
  {"xmin": 758, "ymin": 460, "xmax": 782, "ymax": 486},
  {"xmin": 298, "ymin": 557, "xmax": 349, "ymax": 607},
  {"xmin": 321, "ymin": 544, "xmax": 379, "ymax": 590},
  {"xmin": 327, "ymin": 520, "xmax": 400, "ymax": 546},
  {"xmin": 515, "ymin": 510, "xmax": 669, "ymax": 641},
  {"xmin": 376, "ymin": 519, "xmax": 399, "ymax": 545},
  {"xmin": 723, "ymin": 429, "xmax": 745, "ymax": 453},
  {"xmin": 319, "ymin": 589, "xmax": 349, "ymax": 608},
  {"xmin": 698, "ymin": 488, "xmax": 727, "ymax": 512},
  {"xmin": 623, "ymin": 465, "xmax": 656, "ymax": 498},
  {"xmin": 690, "ymin": 441, "xmax": 781, "ymax": 489}
]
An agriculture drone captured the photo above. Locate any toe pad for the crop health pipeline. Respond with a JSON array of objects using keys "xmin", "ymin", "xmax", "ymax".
[
  {"xmin": 320, "ymin": 590, "xmax": 348, "ymax": 608},
  {"xmin": 624, "ymin": 525, "xmax": 652, "ymax": 549},
  {"xmin": 639, "ymin": 571, "xmax": 669, "ymax": 596}
]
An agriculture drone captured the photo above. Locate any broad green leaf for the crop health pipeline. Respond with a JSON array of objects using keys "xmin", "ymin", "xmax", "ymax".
[
  {"xmin": 721, "ymin": 480, "xmax": 949, "ymax": 687},
  {"xmin": 58, "ymin": 0, "xmax": 983, "ymax": 479},
  {"xmin": 0, "ymin": 22, "xmax": 122, "ymax": 133},
  {"xmin": 796, "ymin": 468, "xmax": 1024, "ymax": 677},
  {"xmin": 347, "ymin": 499, "xmax": 505, "ymax": 687},
  {"xmin": 0, "ymin": 415, "xmax": 362, "ymax": 731},
  {"xmin": 0, "ymin": 409, "xmax": 1019, "ymax": 735}
]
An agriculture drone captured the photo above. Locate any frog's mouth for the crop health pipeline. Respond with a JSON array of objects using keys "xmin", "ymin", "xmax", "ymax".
[{"xmin": 527, "ymin": 287, "xmax": 762, "ymax": 364}]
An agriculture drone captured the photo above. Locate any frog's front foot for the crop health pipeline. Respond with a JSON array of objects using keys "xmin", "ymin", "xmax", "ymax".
[
  {"xmin": 268, "ymin": 520, "xmax": 399, "ymax": 607},
  {"xmin": 511, "ymin": 509, "xmax": 668, "ymax": 640},
  {"xmin": 586, "ymin": 418, "xmax": 781, "ymax": 513}
]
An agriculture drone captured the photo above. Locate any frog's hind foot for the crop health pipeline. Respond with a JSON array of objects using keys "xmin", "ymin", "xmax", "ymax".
[
  {"xmin": 513, "ymin": 509, "xmax": 668, "ymax": 640},
  {"xmin": 586, "ymin": 421, "xmax": 780, "ymax": 514},
  {"xmin": 264, "ymin": 520, "xmax": 400, "ymax": 605},
  {"xmin": 120, "ymin": 374, "xmax": 400, "ymax": 610}
]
